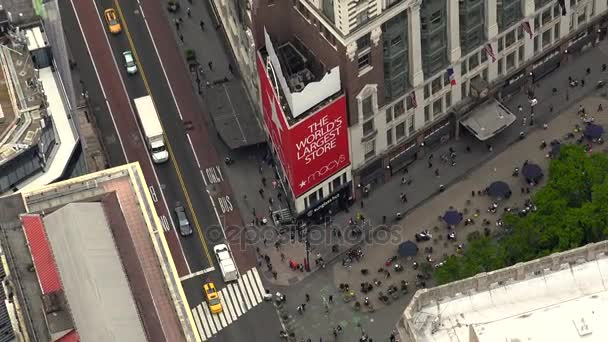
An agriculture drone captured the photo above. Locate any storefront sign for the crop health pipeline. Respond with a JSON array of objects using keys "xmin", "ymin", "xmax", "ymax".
[{"xmin": 424, "ymin": 120, "xmax": 451, "ymax": 141}]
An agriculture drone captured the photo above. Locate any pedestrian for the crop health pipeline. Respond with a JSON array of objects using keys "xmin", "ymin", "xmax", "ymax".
[
  {"xmin": 179, "ymin": 34, "xmax": 184, "ymax": 42},
  {"xmin": 386, "ymin": 271, "xmax": 391, "ymax": 279},
  {"xmin": 175, "ymin": 19, "xmax": 180, "ymax": 30},
  {"xmin": 403, "ymin": 167, "xmax": 408, "ymax": 174},
  {"xmin": 550, "ymin": 104, "xmax": 554, "ymax": 112},
  {"xmin": 466, "ymin": 145, "xmax": 471, "ymax": 152},
  {"xmin": 272, "ymin": 271, "xmax": 277, "ymax": 279},
  {"xmin": 471, "ymin": 190, "xmax": 475, "ymax": 197},
  {"xmin": 599, "ymin": 104, "xmax": 603, "ymax": 112},
  {"xmin": 263, "ymin": 238, "xmax": 268, "ymax": 246},
  {"xmin": 428, "ymin": 161, "xmax": 433, "ymax": 168},
  {"xmin": 329, "ymin": 295, "xmax": 333, "ymax": 303},
  {"xmin": 297, "ymin": 305, "xmax": 303, "ymax": 314},
  {"xmin": 521, "ymin": 187, "xmax": 525, "ymax": 193},
  {"xmin": 187, "ymin": 7, "xmax": 191, "ymax": 17},
  {"xmin": 428, "ymin": 153, "xmax": 434, "ymax": 160},
  {"xmin": 382, "ymin": 215, "xmax": 386, "ymax": 224},
  {"xmin": 360, "ymin": 200, "xmax": 364, "ymax": 208},
  {"xmin": 517, "ymin": 104, "xmax": 523, "ymax": 112},
  {"xmin": 403, "ymin": 194, "xmax": 407, "ymax": 202},
  {"xmin": 261, "ymin": 177, "xmax": 267, "ymax": 186},
  {"xmin": 302, "ymin": 303, "xmax": 306, "ymax": 311},
  {"xmin": 434, "ymin": 168, "xmax": 439, "ymax": 177},
  {"xmin": 208, "ymin": 61, "xmax": 214, "ymax": 70},
  {"xmin": 401, "ymin": 176, "xmax": 406, "ymax": 185},
  {"xmin": 552, "ymin": 87, "xmax": 557, "ymax": 95},
  {"xmin": 439, "ymin": 184, "xmax": 445, "ymax": 192},
  {"xmin": 199, "ymin": 20, "xmax": 205, "ymax": 31},
  {"xmin": 259, "ymin": 188, "xmax": 264, "ymax": 198},
  {"xmin": 581, "ymin": 79, "xmax": 585, "ymax": 87},
  {"xmin": 305, "ymin": 293, "xmax": 310, "ymax": 302},
  {"xmin": 587, "ymin": 67, "xmax": 591, "ymax": 75},
  {"xmin": 277, "ymin": 192, "xmax": 282, "ymax": 201},
  {"xmin": 229, "ymin": 64, "xmax": 234, "ymax": 74},
  {"xmin": 333, "ymin": 329, "xmax": 338, "ymax": 338},
  {"xmin": 522, "ymin": 117, "xmax": 527, "ymax": 126}
]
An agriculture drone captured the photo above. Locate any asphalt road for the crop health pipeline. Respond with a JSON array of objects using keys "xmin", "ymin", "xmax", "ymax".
[{"xmin": 61, "ymin": 0, "xmax": 277, "ymax": 340}]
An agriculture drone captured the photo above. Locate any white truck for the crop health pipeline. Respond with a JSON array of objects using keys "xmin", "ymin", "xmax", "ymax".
[
  {"xmin": 133, "ymin": 96, "xmax": 169, "ymax": 163},
  {"xmin": 213, "ymin": 244, "xmax": 238, "ymax": 282}
]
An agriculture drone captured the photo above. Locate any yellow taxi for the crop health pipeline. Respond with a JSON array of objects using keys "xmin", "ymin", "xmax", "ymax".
[
  {"xmin": 104, "ymin": 8, "xmax": 121, "ymax": 34},
  {"xmin": 203, "ymin": 282, "xmax": 223, "ymax": 314}
]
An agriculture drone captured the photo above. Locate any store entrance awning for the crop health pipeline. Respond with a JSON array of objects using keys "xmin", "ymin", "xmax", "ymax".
[{"xmin": 460, "ymin": 99, "xmax": 516, "ymax": 141}]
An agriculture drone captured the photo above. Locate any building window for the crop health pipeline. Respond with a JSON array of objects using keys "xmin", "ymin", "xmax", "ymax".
[
  {"xmin": 542, "ymin": 9, "xmax": 552, "ymax": 26},
  {"xmin": 362, "ymin": 96, "xmax": 373, "ymax": 119},
  {"xmin": 431, "ymin": 77, "xmax": 442, "ymax": 94},
  {"xmin": 461, "ymin": 82, "xmax": 467, "ymax": 98},
  {"xmin": 505, "ymin": 30, "xmax": 516, "ymax": 48},
  {"xmin": 394, "ymin": 100, "xmax": 405, "ymax": 118},
  {"xmin": 386, "ymin": 128, "xmax": 394, "ymax": 146},
  {"xmin": 534, "ymin": 35, "xmax": 539, "ymax": 53},
  {"xmin": 395, "ymin": 122, "xmax": 405, "ymax": 140},
  {"xmin": 363, "ymin": 119, "xmax": 375, "ymax": 136},
  {"xmin": 577, "ymin": 11, "xmax": 586, "ymax": 25},
  {"xmin": 433, "ymin": 98, "xmax": 442, "ymax": 115},
  {"xmin": 506, "ymin": 52, "xmax": 516, "ymax": 71},
  {"xmin": 554, "ymin": 4, "xmax": 560, "ymax": 18},
  {"xmin": 407, "ymin": 115, "xmax": 415, "ymax": 135},
  {"xmin": 364, "ymin": 140, "xmax": 376, "ymax": 159},
  {"xmin": 424, "ymin": 105, "xmax": 431, "ymax": 123},
  {"xmin": 386, "ymin": 107, "xmax": 393, "ymax": 123},
  {"xmin": 542, "ymin": 29, "xmax": 551, "ymax": 48},
  {"xmin": 358, "ymin": 53, "xmax": 371, "ymax": 70},
  {"xmin": 498, "ymin": 58, "xmax": 504, "ymax": 76},
  {"xmin": 331, "ymin": 175, "xmax": 341, "ymax": 192},
  {"xmin": 424, "ymin": 84, "xmax": 430, "ymax": 99},
  {"xmin": 554, "ymin": 23, "xmax": 560, "ymax": 41},
  {"xmin": 358, "ymin": 34, "xmax": 371, "ymax": 51},
  {"xmin": 461, "ymin": 61, "xmax": 468, "ymax": 75},
  {"xmin": 308, "ymin": 191, "xmax": 319, "ymax": 206},
  {"xmin": 445, "ymin": 91, "xmax": 452, "ymax": 108},
  {"xmin": 406, "ymin": 94, "xmax": 415, "ymax": 110},
  {"xmin": 518, "ymin": 45, "xmax": 524, "ymax": 62},
  {"xmin": 534, "ymin": 15, "xmax": 540, "ymax": 30},
  {"xmin": 498, "ymin": 37, "xmax": 504, "ymax": 52},
  {"xmin": 482, "ymin": 68, "xmax": 488, "ymax": 82},
  {"xmin": 469, "ymin": 54, "xmax": 479, "ymax": 70},
  {"xmin": 358, "ymin": 10, "xmax": 370, "ymax": 26}
]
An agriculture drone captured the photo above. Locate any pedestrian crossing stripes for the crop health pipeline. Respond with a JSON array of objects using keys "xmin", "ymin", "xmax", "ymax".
[{"xmin": 191, "ymin": 268, "xmax": 267, "ymax": 341}]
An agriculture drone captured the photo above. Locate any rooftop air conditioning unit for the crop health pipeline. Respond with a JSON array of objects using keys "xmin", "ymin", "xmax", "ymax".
[{"xmin": 289, "ymin": 75, "xmax": 305, "ymax": 92}]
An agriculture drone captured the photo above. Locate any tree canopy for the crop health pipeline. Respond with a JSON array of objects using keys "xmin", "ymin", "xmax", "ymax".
[{"xmin": 434, "ymin": 145, "xmax": 608, "ymax": 285}]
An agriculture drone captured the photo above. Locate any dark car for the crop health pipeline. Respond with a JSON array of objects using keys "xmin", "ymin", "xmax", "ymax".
[
  {"xmin": 415, "ymin": 230, "xmax": 432, "ymax": 242},
  {"xmin": 174, "ymin": 203, "xmax": 193, "ymax": 236}
]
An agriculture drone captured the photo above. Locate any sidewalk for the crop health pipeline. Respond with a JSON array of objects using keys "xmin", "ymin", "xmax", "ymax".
[
  {"xmin": 223, "ymin": 41, "xmax": 608, "ymax": 287},
  {"xmin": 280, "ymin": 93, "xmax": 608, "ymax": 342}
]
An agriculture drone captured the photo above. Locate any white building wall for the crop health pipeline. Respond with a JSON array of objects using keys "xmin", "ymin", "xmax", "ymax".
[{"xmin": 347, "ymin": 0, "xmax": 608, "ymax": 175}]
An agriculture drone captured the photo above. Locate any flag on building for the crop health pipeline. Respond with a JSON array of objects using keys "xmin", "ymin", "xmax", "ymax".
[
  {"xmin": 447, "ymin": 66, "xmax": 456, "ymax": 86},
  {"xmin": 410, "ymin": 91, "xmax": 417, "ymax": 108},
  {"xmin": 521, "ymin": 21, "xmax": 533, "ymax": 39},
  {"xmin": 557, "ymin": 0, "xmax": 567, "ymax": 16},
  {"xmin": 484, "ymin": 43, "xmax": 496, "ymax": 63}
]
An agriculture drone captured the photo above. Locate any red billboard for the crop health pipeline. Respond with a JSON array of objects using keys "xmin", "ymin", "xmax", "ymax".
[{"xmin": 257, "ymin": 55, "xmax": 350, "ymax": 198}]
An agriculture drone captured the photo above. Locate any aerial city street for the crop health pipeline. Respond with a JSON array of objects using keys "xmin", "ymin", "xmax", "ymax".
[{"xmin": 0, "ymin": 0, "xmax": 607, "ymax": 341}]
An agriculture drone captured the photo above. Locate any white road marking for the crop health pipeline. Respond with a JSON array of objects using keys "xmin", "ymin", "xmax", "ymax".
[
  {"xmin": 191, "ymin": 307, "xmax": 206, "ymax": 341},
  {"xmin": 202, "ymin": 304, "xmax": 217, "ymax": 335},
  {"xmin": 197, "ymin": 305, "xmax": 211, "ymax": 339},
  {"xmin": 238, "ymin": 276, "xmax": 252, "ymax": 310},
  {"xmin": 179, "ymin": 266, "xmax": 216, "ymax": 281},
  {"xmin": 186, "ymin": 133, "xmax": 201, "ymax": 168},
  {"xmin": 227, "ymin": 284, "xmax": 243, "ymax": 317},
  {"xmin": 222, "ymin": 288, "xmax": 237, "ymax": 322}
]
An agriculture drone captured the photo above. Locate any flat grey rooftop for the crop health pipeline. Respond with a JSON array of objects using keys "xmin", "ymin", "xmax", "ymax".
[
  {"xmin": 205, "ymin": 81, "xmax": 265, "ymax": 149},
  {"xmin": 43, "ymin": 202, "xmax": 148, "ymax": 342},
  {"xmin": 460, "ymin": 99, "xmax": 517, "ymax": 141}
]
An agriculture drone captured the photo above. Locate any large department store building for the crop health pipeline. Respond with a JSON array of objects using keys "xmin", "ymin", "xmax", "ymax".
[{"xmin": 229, "ymin": 0, "xmax": 607, "ymax": 218}]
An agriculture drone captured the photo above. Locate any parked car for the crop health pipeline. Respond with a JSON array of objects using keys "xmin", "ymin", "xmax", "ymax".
[
  {"xmin": 122, "ymin": 51, "xmax": 137, "ymax": 74},
  {"xmin": 174, "ymin": 203, "xmax": 192, "ymax": 236}
]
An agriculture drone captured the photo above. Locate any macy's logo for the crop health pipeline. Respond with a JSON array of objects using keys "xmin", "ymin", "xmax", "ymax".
[{"xmin": 299, "ymin": 154, "xmax": 347, "ymax": 189}]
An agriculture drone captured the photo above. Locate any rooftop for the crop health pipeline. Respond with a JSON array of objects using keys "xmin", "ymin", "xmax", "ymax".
[
  {"xmin": 460, "ymin": 99, "xmax": 517, "ymax": 141},
  {"xmin": 259, "ymin": 28, "xmax": 341, "ymax": 124},
  {"xmin": 0, "ymin": 163, "xmax": 197, "ymax": 342},
  {"xmin": 399, "ymin": 241, "xmax": 608, "ymax": 342},
  {"xmin": 0, "ymin": 24, "xmax": 79, "ymax": 194}
]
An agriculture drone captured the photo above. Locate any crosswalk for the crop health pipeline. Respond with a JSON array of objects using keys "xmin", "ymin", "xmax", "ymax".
[{"xmin": 191, "ymin": 268, "xmax": 267, "ymax": 341}]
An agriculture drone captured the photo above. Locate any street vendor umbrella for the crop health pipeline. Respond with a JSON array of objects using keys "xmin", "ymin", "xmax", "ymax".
[
  {"xmin": 398, "ymin": 240, "xmax": 418, "ymax": 257},
  {"xmin": 584, "ymin": 124, "xmax": 604, "ymax": 140},
  {"xmin": 488, "ymin": 181, "xmax": 511, "ymax": 198},
  {"xmin": 549, "ymin": 143, "xmax": 561, "ymax": 158},
  {"xmin": 443, "ymin": 210, "xmax": 463, "ymax": 226},
  {"xmin": 522, "ymin": 163, "xmax": 543, "ymax": 183}
]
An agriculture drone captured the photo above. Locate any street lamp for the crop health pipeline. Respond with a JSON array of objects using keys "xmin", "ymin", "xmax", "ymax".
[{"xmin": 305, "ymin": 226, "xmax": 311, "ymax": 272}]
